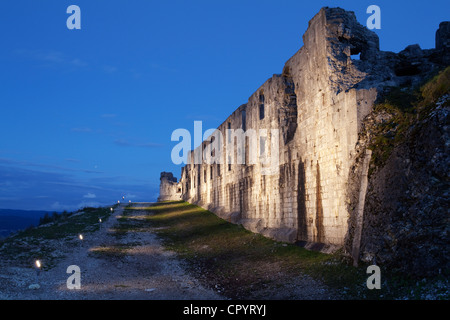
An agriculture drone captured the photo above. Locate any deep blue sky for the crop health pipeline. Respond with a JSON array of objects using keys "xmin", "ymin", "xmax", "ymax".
[{"xmin": 0, "ymin": 0, "xmax": 448, "ymax": 211}]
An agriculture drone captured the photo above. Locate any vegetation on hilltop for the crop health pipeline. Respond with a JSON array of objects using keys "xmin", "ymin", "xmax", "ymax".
[{"xmin": 368, "ymin": 66, "xmax": 450, "ymax": 170}]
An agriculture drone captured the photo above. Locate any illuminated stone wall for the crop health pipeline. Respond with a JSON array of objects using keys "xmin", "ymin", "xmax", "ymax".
[{"xmin": 161, "ymin": 7, "xmax": 447, "ymax": 249}]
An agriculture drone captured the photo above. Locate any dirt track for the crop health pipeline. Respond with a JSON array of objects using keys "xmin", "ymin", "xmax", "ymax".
[{"xmin": 0, "ymin": 204, "xmax": 221, "ymax": 300}]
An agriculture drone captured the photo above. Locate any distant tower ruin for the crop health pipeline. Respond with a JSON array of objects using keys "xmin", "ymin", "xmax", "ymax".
[{"xmin": 157, "ymin": 172, "xmax": 182, "ymax": 202}]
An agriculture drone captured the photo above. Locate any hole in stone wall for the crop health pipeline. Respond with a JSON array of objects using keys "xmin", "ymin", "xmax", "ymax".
[{"xmin": 351, "ymin": 53, "xmax": 361, "ymax": 60}]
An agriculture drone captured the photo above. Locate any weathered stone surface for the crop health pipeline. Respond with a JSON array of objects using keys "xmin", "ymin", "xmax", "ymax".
[{"xmin": 159, "ymin": 7, "xmax": 449, "ymax": 273}]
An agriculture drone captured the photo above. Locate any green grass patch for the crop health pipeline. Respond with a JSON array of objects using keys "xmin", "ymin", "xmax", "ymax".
[
  {"xmin": 110, "ymin": 209, "xmax": 153, "ymax": 238},
  {"xmin": 0, "ymin": 206, "xmax": 113, "ymax": 269},
  {"xmin": 16, "ymin": 207, "xmax": 111, "ymax": 240},
  {"xmin": 88, "ymin": 242, "xmax": 141, "ymax": 260}
]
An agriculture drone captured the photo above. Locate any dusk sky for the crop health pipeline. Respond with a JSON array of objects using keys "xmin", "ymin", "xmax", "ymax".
[{"xmin": 0, "ymin": 0, "xmax": 448, "ymax": 211}]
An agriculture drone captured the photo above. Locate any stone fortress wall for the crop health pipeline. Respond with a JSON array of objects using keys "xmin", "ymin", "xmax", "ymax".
[{"xmin": 161, "ymin": 7, "xmax": 449, "ymax": 257}]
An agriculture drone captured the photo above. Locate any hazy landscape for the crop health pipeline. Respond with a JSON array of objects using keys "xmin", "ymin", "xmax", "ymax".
[{"xmin": 0, "ymin": 209, "xmax": 53, "ymax": 238}]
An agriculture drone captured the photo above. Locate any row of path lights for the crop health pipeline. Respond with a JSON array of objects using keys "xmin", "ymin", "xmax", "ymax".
[
  {"xmin": 45, "ymin": 198, "xmax": 124, "ymax": 262},
  {"xmin": 32, "ymin": 196, "xmax": 127, "ymax": 289}
]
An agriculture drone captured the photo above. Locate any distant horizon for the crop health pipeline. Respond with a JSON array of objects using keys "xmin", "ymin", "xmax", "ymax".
[
  {"xmin": 0, "ymin": 200, "xmax": 159, "ymax": 212},
  {"xmin": 1, "ymin": 0, "xmax": 448, "ymax": 211}
]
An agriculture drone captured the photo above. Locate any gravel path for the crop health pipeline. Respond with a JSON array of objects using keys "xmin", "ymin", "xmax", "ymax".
[{"xmin": 0, "ymin": 204, "xmax": 222, "ymax": 300}]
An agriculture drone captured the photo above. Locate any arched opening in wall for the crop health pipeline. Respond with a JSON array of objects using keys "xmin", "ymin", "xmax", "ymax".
[
  {"xmin": 350, "ymin": 45, "xmax": 362, "ymax": 61},
  {"xmin": 338, "ymin": 35, "xmax": 367, "ymax": 61}
]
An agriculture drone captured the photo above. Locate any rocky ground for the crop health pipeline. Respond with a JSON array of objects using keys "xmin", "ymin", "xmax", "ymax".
[{"xmin": 0, "ymin": 204, "xmax": 221, "ymax": 300}]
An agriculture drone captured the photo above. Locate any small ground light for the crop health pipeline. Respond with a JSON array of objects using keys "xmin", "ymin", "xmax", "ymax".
[
  {"xmin": 117, "ymin": 200, "xmax": 120, "ymax": 204},
  {"xmin": 79, "ymin": 234, "xmax": 83, "ymax": 248},
  {"xmin": 129, "ymin": 200, "xmax": 131, "ymax": 203},
  {"xmin": 35, "ymin": 260, "xmax": 41, "ymax": 284}
]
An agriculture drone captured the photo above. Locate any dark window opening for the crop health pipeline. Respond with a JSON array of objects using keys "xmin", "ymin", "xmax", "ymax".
[
  {"xmin": 210, "ymin": 136, "xmax": 215, "ymax": 157},
  {"xmin": 242, "ymin": 110, "xmax": 246, "ymax": 131},
  {"xmin": 259, "ymin": 92, "xmax": 265, "ymax": 120}
]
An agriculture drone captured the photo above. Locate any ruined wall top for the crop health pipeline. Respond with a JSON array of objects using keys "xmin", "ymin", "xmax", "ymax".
[
  {"xmin": 160, "ymin": 171, "xmax": 177, "ymax": 183},
  {"xmin": 182, "ymin": 7, "xmax": 449, "ymax": 166}
]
